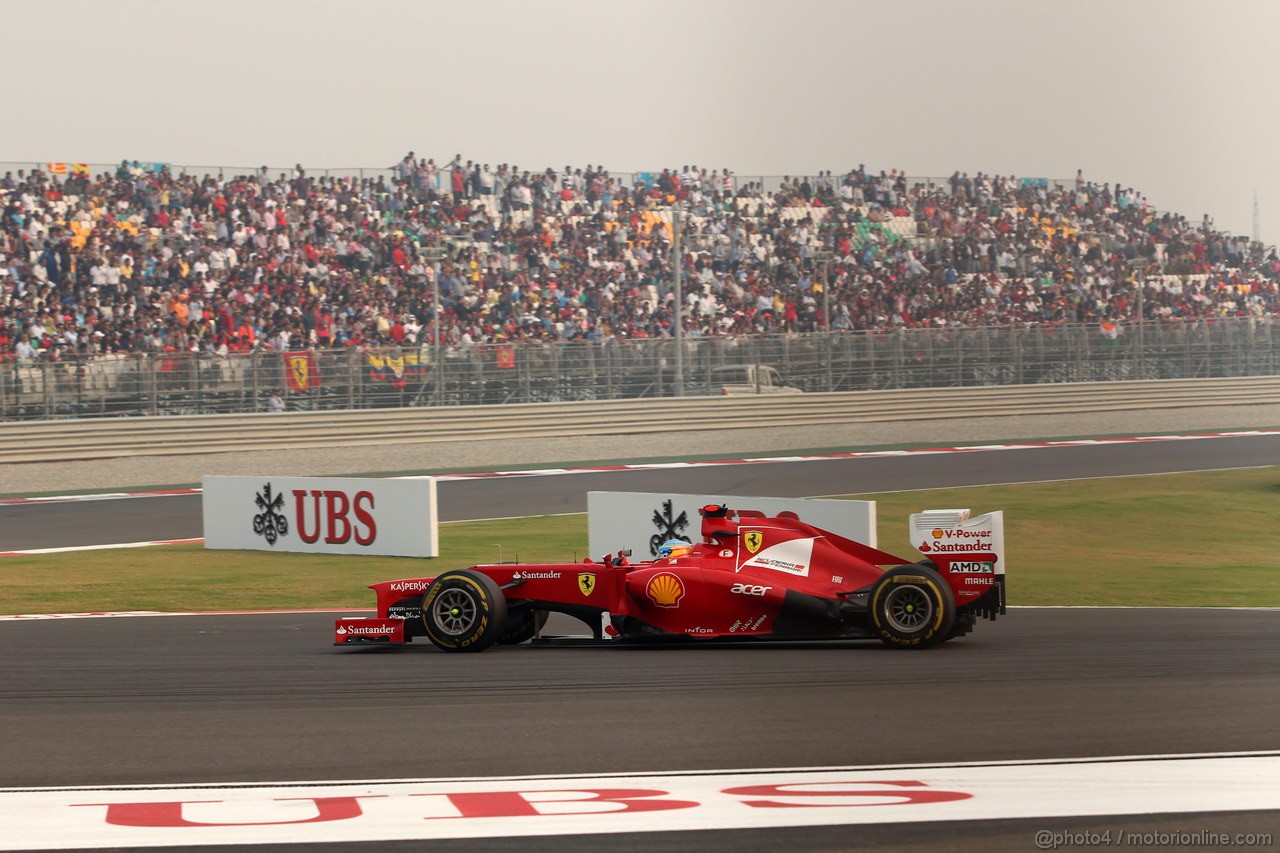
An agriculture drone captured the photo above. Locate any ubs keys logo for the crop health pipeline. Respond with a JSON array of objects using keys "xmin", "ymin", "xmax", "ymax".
[
  {"xmin": 648, "ymin": 499, "xmax": 690, "ymax": 556},
  {"xmin": 253, "ymin": 483, "xmax": 289, "ymax": 546}
]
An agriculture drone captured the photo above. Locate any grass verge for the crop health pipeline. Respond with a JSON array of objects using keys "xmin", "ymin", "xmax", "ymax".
[{"xmin": 1, "ymin": 467, "xmax": 1276, "ymax": 613}]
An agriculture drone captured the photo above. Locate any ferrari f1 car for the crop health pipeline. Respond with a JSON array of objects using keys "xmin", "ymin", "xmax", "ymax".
[{"xmin": 334, "ymin": 504, "xmax": 1006, "ymax": 651}]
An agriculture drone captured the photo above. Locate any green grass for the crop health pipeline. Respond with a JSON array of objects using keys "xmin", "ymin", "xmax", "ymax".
[
  {"xmin": 2, "ymin": 468, "xmax": 1277, "ymax": 613},
  {"xmin": 851, "ymin": 467, "xmax": 1280, "ymax": 607}
]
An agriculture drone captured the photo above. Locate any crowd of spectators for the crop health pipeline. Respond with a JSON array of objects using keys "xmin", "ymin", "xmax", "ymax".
[{"xmin": 1, "ymin": 153, "xmax": 1278, "ymax": 364}]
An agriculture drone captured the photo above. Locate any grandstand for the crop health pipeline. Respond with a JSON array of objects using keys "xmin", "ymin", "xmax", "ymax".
[{"xmin": 0, "ymin": 156, "xmax": 1276, "ymax": 416}]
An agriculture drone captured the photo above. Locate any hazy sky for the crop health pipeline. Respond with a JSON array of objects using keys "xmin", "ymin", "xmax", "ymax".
[{"xmin": 5, "ymin": 0, "xmax": 1276, "ymax": 241}]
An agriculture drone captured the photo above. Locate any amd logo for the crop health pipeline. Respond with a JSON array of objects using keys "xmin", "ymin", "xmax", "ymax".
[{"xmin": 949, "ymin": 562, "xmax": 994, "ymax": 574}]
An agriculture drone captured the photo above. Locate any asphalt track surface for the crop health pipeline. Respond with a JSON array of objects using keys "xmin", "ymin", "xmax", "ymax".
[
  {"xmin": 3, "ymin": 434, "xmax": 1279, "ymax": 850},
  {"xmin": 2, "ymin": 609, "xmax": 1278, "ymax": 851},
  {"xmin": 5, "ymin": 607, "xmax": 1280, "ymax": 786},
  {"xmin": 3, "ymin": 432, "xmax": 1280, "ymax": 551}
]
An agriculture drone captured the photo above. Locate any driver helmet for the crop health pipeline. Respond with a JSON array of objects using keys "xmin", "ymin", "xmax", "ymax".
[{"xmin": 658, "ymin": 539, "xmax": 693, "ymax": 559}]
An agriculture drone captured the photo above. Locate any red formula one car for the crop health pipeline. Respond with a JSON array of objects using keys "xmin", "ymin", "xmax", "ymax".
[{"xmin": 335, "ymin": 504, "xmax": 1006, "ymax": 651}]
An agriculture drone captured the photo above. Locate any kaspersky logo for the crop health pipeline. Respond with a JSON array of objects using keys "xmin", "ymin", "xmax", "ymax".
[{"xmin": 646, "ymin": 572, "xmax": 685, "ymax": 608}]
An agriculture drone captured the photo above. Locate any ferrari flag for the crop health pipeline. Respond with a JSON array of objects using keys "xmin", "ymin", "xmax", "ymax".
[{"xmin": 284, "ymin": 351, "xmax": 321, "ymax": 392}]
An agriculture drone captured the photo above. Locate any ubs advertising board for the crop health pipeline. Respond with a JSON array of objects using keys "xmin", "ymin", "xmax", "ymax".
[
  {"xmin": 203, "ymin": 476, "xmax": 438, "ymax": 557},
  {"xmin": 587, "ymin": 492, "xmax": 876, "ymax": 560}
]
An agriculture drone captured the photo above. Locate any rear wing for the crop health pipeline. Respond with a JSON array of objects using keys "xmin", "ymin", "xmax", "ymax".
[{"xmin": 909, "ymin": 509, "xmax": 1005, "ymax": 574}]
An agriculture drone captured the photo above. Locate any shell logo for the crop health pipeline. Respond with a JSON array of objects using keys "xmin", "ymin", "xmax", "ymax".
[
  {"xmin": 646, "ymin": 572, "xmax": 686, "ymax": 608},
  {"xmin": 932, "ymin": 529, "xmax": 944, "ymax": 539}
]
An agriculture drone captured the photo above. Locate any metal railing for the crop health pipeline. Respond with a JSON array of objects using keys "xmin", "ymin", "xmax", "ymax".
[
  {"xmin": 4, "ymin": 377, "xmax": 1279, "ymax": 465},
  {"xmin": 1, "ymin": 320, "xmax": 1276, "ymax": 421},
  {"xmin": 0, "ymin": 161, "xmax": 1076, "ymax": 197}
]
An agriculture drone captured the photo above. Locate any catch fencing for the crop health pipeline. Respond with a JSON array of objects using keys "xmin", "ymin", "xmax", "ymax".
[
  {"xmin": 1, "ymin": 320, "xmax": 1277, "ymax": 421},
  {"xmin": 0, "ymin": 162, "xmax": 1079, "ymax": 198}
]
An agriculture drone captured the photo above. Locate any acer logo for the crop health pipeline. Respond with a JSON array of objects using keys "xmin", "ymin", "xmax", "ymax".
[{"xmin": 730, "ymin": 583, "xmax": 771, "ymax": 596}]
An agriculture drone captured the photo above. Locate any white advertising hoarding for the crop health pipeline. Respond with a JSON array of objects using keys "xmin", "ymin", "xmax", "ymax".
[
  {"xmin": 203, "ymin": 476, "xmax": 438, "ymax": 557},
  {"xmin": 587, "ymin": 491, "xmax": 876, "ymax": 560}
]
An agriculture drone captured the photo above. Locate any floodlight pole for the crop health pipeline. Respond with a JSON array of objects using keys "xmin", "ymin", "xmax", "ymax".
[
  {"xmin": 815, "ymin": 249, "xmax": 835, "ymax": 391},
  {"xmin": 821, "ymin": 253, "xmax": 832, "ymax": 332},
  {"xmin": 672, "ymin": 204, "xmax": 684, "ymax": 397},
  {"xmin": 432, "ymin": 268, "xmax": 441, "ymax": 348},
  {"xmin": 1127, "ymin": 257, "xmax": 1146, "ymax": 379},
  {"xmin": 421, "ymin": 243, "xmax": 447, "ymax": 406},
  {"xmin": 1137, "ymin": 277, "xmax": 1145, "ymax": 377}
]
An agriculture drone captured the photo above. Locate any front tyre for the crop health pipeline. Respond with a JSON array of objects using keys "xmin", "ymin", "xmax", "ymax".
[
  {"xmin": 421, "ymin": 570, "xmax": 508, "ymax": 652},
  {"xmin": 870, "ymin": 566, "xmax": 955, "ymax": 649}
]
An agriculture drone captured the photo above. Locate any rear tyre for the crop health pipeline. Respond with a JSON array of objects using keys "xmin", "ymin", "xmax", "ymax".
[
  {"xmin": 870, "ymin": 565, "xmax": 955, "ymax": 649},
  {"xmin": 421, "ymin": 570, "xmax": 508, "ymax": 652},
  {"xmin": 498, "ymin": 606, "xmax": 550, "ymax": 645}
]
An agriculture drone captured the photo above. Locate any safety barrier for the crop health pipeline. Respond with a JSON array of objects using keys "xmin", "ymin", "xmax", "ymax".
[
  {"xmin": 1, "ymin": 376, "xmax": 1277, "ymax": 465},
  {"xmin": 0, "ymin": 162, "xmax": 1078, "ymax": 197}
]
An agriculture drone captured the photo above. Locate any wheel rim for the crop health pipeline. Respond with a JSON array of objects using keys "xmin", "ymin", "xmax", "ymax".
[
  {"xmin": 432, "ymin": 588, "xmax": 478, "ymax": 636},
  {"xmin": 884, "ymin": 585, "xmax": 933, "ymax": 633}
]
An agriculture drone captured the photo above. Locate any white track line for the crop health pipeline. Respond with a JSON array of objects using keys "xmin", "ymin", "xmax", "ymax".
[
  {"xmin": 3, "ymin": 430, "xmax": 1276, "ymax": 556},
  {"xmin": 2, "ymin": 430, "xmax": 1276, "ymax": 508},
  {"xmin": 1, "ymin": 752, "xmax": 1275, "ymax": 849}
]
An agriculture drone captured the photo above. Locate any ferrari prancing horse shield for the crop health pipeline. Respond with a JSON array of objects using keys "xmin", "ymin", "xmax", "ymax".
[
  {"xmin": 743, "ymin": 530, "xmax": 764, "ymax": 554},
  {"xmin": 578, "ymin": 572, "xmax": 596, "ymax": 596}
]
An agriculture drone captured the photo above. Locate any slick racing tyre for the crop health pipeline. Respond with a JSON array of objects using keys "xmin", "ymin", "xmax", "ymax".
[
  {"xmin": 498, "ymin": 606, "xmax": 550, "ymax": 645},
  {"xmin": 421, "ymin": 570, "xmax": 508, "ymax": 652},
  {"xmin": 870, "ymin": 565, "xmax": 955, "ymax": 649}
]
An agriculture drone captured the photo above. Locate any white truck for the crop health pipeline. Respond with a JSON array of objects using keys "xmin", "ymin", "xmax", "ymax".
[{"xmin": 708, "ymin": 364, "xmax": 803, "ymax": 396}]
